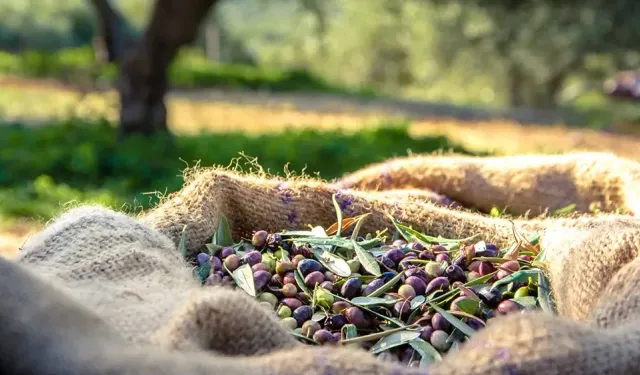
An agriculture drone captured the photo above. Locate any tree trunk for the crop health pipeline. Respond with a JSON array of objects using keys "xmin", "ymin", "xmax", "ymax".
[
  {"xmin": 89, "ymin": 0, "xmax": 134, "ymax": 64},
  {"xmin": 116, "ymin": 0, "xmax": 220, "ymax": 137}
]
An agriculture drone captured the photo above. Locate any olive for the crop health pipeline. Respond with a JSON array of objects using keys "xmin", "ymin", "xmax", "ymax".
[
  {"xmin": 281, "ymin": 283, "xmax": 298, "ymax": 297},
  {"xmin": 304, "ymin": 271, "xmax": 325, "ymax": 288},
  {"xmin": 445, "ymin": 264, "xmax": 466, "ymax": 283},
  {"xmin": 475, "ymin": 243, "xmax": 499, "ymax": 258},
  {"xmin": 222, "ymin": 275, "xmax": 234, "ymax": 285},
  {"xmin": 271, "ymin": 274, "xmax": 284, "ymax": 286},
  {"xmin": 384, "ymin": 248, "xmax": 406, "ymax": 264},
  {"xmin": 315, "ymin": 288, "xmax": 334, "ymax": 308},
  {"xmin": 283, "ymin": 272, "xmax": 297, "ymax": 286},
  {"xmin": 277, "ymin": 305, "xmax": 292, "ymax": 319},
  {"xmin": 298, "ymin": 259, "xmax": 323, "ymax": 276},
  {"xmin": 196, "ymin": 253, "xmax": 210, "ymax": 266},
  {"xmin": 425, "ymin": 261, "xmax": 444, "ymax": 278},
  {"xmin": 425, "ymin": 277, "xmax": 450, "ymax": 295},
  {"xmin": 204, "ymin": 273, "xmax": 222, "ymax": 285},
  {"xmin": 497, "ymin": 300, "xmax": 521, "ymax": 315},
  {"xmin": 418, "ymin": 250, "xmax": 435, "ymax": 260},
  {"xmin": 331, "ymin": 301, "xmax": 351, "ymax": 314},
  {"xmin": 519, "ymin": 254, "xmax": 534, "ymax": 261},
  {"xmin": 452, "ymin": 254, "xmax": 467, "ymax": 268},
  {"xmin": 344, "ymin": 306, "xmax": 366, "ymax": 327},
  {"xmin": 419, "ymin": 325, "xmax": 434, "ymax": 341},
  {"xmin": 259, "ymin": 301, "xmax": 274, "ymax": 311},
  {"xmin": 348, "ymin": 259, "xmax": 361, "ymax": 274},
  {"xmin": 514, "ymin": 286, "xmax": 529, "ymax": 298},
  {"xmin": 380, "ymin": 255, "xmax": 396, "ymax": 269},
  {"xmin": 253, "ymin": 270, "xmax": 272, "ymax": 290},
  {"xmin": 293, "ymin": 305, "xmax": 314, "ymax": 326},
  {"xmin": 477, "ymin": 286, "xmax": 503, "ymax": 308},
  {"xmin": 393, "ymin": 301, "xmax": 411, "ymax": 317},
  {"xmin": 262, "ymin": 253, "xmax": 277, "ymax": 273},
  {"xmin": 281, "ymin": 298, "xmax": 303, "ymax": 311},
  {"xmin": 242, "ymin": 251, "xmax": 263, "ymax": 266},
  {"xmin": 223, "ymin": 254, "xmax": 240, "ymax": 271},
  {"xmin": 301, "ymin": 320, "xmax": 321, "ymax": 337},
  {"xmin": 478, "ymin": 261, "xmax": 496, "ymax": 276},
  {"xmin": 258, "ymin": 292, "xmax": 278, "ymax": 308},
  {"xmin": 393, "ymin": 239, "xmax": 407, "ymax": 247},
  {"xmin": 267, "ymin": 233, "xmax": 283, "ymax": 249},
  {"xmin": 398, "ymin": 284, "xmax": 417, "ymax": 300},
  {"xmin": 410, "ymin": 242, "xmax": 426, "ymax": 251},
  {"xmin": 468, "ymin": 261, "xmax": 482, "ymax": 272},
  {"xmin": 220, "ymin": 247, "xmax": 235, "ymax": 259},
  {"xmin": 297, "ymin": 293, "xmax": 311, "ymax": 304},
  {"xmin": 467, "ymin": 319, "xmax": 484, "ymax": 330},
  {"xmin": 381, "ymin": 271, "xmax": 398, "ymax": 282},
  {"xmin": 275, "ymin": 261, "xmax": 296, "ymax": 275},
  {"xmin": 431, "ymin": 312, "xmax": 450, "ymax": 331},
  {"xmin": 252, "ymin": 263, "xmax": 268, "ymax": 273},
  {"xmin": 431, "ymin": 245, "xmax": 448, "ymax": 253},
  {"xmin": 467, "ymin": 271, "xmax": 482, "ymax": 281},
  {"xmin": 324, "ymin": 271, "xmax": 336, "ymax": 283},
  {"xmin": 325, "ymin": 314, "xmax": 348, "ymax": 330},
  {"xmin": 430, "ymin": 330, "xmax": 451, "ymax": 351},
  {"xmin": 274, "ymin": 249, "xmax": 289, "ymax": 259},
  {"xmin": 496, "ymin": 269, "xmax": 511, "ymax": 280},
  {"xmin": 210, "ymin": 256, "xmax": 222, "ymax": 272},
  {"xmin": 331, "ymin": 332, "xmax": 342, "ymax": 342},
  {"xmin": 280, "ymin": 317, "xmax": 298, "ymax": 330},
  {"xmin": 292, "ymin": 254, "xmax": 306, "ymax": 267},
  {"xmin": 403, "ymin": 267, "xmax": 432, "ymax": 284},
  {"xmin": 340, "ymin": 278, "xmax": 362, "ymax": 298},
  {"xmin": 313, "ymin": 329, "xmax": 338, "ymax": 345},
  {"xmin": 502, "ymin": 260, "xmax": 520, "ymax": 272},
  {"xmin": 435, "ymin": 253, "xmax": 450, "ymax": 264},
  {"xmin": 252, "ymin": 230, "xmax": 269, "ymax": 248},
  {"xmin": 401, "ymin": 347, "xmax": 416, "ymax": 364},
  {"xmin": 320, "ymin": 281, "xmax": 334, "ymax": 292},
  {"xmin": 362, "ymin": 278, "xmax": 385, "ymax": 296},
  {"xmin": 404, "ymin": 276, "xmax": 427, "ymax": 296}
]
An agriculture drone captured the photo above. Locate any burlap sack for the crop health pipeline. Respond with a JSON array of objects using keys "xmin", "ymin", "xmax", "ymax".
[{"xmin": 3, "ymin": 151, "xmax": 640, "ymax": 375}]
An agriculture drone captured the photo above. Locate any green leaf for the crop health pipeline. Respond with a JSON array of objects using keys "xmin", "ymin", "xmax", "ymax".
[
  {"xmin": 205, "ymin": 243, "xmax": 222, "ymax": 255},
  {"xmin": 295, "ymin": 237, "xmax": 380, "ymax": 250},
  {"xmin": 537, "ymin": 271, "xmax": 557, "ymax": 313},
  {"xmin": 492, "ymin": 269, "xmax": 541, "ymax": 289},
  {"xmin": 367, "ymin": 272, "xmax": 403, "ymax": 298},
  {"xmin": 195, "ymin": 262, "xmax": 211, "ymax": 284},
  {"xmin": 342, "ymin": 324, "xmax": 359, "ymax": 348},
  {"xmin": 410, "ymin": 295, "xmax": 426, "ymax": 310},
  {"xmin": 332, "ymin": 194, "xmax": 344, "ymax": 237},
  {"xmin": 215, "ymin": 216, "xmax": 234, "ymax": 246},
  {"xmin": 428, "ymin": 303, "xmax": 475, "ymax": 337},
  {"xmin": 512, "ymin": 296, "xmax": 537, "ymax": 310},
  {"xmin": 312, "ymin": 248, "xmax": 351, "ymax": 277},
  {"xmin": 370, "ymin": 330, "xmax": 421, "ymax": 354},
  {"xmin": 350, "ymin": 213, "xmax": 370, "ymax": 241},
  {"xmin": 351, "ymin": 296, "xmax": 399, "ymax": 306},
  {"xmin": 409, "ymin": 338, "xmax": 442, "ymax": 367},
  {"xmin": 178, "ymin": 225, "xmax": 188, "ymax": 259},
  {"xmin": 312, "ymin": 311, "xmax": 326, "ymax": 322},
  {"xmin": 295, "ymin": 269, "xmax": 312, "ymax": 296},
  {"xmin": 226, "ymin": 263, "xmax": 256, "ymax": 297},
  {"xmin": 352, "ymin": 240, "xmax": 381, "ymax": 276},
  {"xmin": 389, "ymin": 216, "xmax": 479, "ymax": 245},
  {"xmin": 455, "ymin": 298, "xmax": 480, "ymax": 315}
]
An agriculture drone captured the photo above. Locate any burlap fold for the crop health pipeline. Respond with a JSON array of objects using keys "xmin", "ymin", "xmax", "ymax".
[{"xmin": 4, "ymin": 151, "xmax": 640, "ymax": 375}]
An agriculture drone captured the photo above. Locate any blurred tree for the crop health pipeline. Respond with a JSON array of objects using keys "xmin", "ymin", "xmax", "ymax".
[{"xmin": 89, "ymin": 0, "xmax": 219, "ymax": 137}]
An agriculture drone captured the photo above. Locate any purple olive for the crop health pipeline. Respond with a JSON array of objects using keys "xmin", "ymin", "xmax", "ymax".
[
  {"xmin": 384, "ymin": 248, "xmax": 406, "ymax": 264},
  {"xmin": 419, "ymin": 326, "xmax": 434, "ymax": 341},
  {"xmin": 298, "ymin": 259, "xmax": 323, "ymax": 276},
  {"xmin": 209, "ymin": 256, "xmax": 222, "ymax": 272},
  {"xmin": 252, "ymin": 230, "xmax": 269, "ymax": 248},
  {"xmin": 467, "ymin": 319, "xmax": 484, "ymax": 330},
  {"xmin": 220, "ymin": 247, "xmax": 235, "ymax": 259},
  {"xmin": 222, "ymin": 275, "xmax": 234, "ymax": 285},
  {"xmin": 418, "ymin": 250, "xmax": 435, "ymax": 260},
  {"xmin": 497, "ymin": 269, "xmax": 511, "ymax": 280},
  {"xmin": 497, "ymin": 300, "xmax": 521, "ymax": 315},
  {"xmin": 281, "ymin": 283, "xmax": 298, "ymax": 297},
  {"xmin": 281, "ymin": 298, "xmax": 303, "ymax": 311},
  {"xmin": 403, "ymin": 267, "xmax": 432, "ymax": 284},
  {"xmin": 283, "ymin": 272, "xmax": 297, "ymax": 285},
  {"xmin": 479, "ymin": 261, "xmax": 496, "ymax": 276},
  {"xmin": 477, "ymin": 286, "xmax": 503, "ymax": 307},
  {"xmin": 272, "ymin": 274, "xmax": 284, "ymax": 286},
  {"xmin": 324, "ymin": 271, "xmax": 336, "ymax": 282},
  {"xmin": 401, "ymin": 347, "xmax": 416, "ymax": 364},
  {"xmin": 430, "ymin": 330, "xmax": 451, "ymax": 351},
  {"xmin": 196, "ymin": 253, "xmax": 210, "ymax": 266},
  {"xmin": 452, "ymin": 254, "xmax": 468, "ymax": 268},
  {"xmin": 519, "ymin": 254, "xmax": 534, "ymax": 261},
  {"xmin": 301, "ymin": 320, "xmax": 321, "ymax": 337},
  {"xmin": 431, "ymin": 313, "xmax": 451, "ymax": 331},
  {"xmin": 276, "ymin": 261, "xmax": 296, "ymax": 275},
  {"xmin": 304, "ymin": 271, "xmax": 325, "ymax": 288},
  {"xmin": 204, "ymin": 273, "xmax": 222, "ymax": 285},
  {"xmin": 469, "ymin": 261, "xmax": 482, "ymax": 272},
  {"xmin": 435, "ymin": 253, "xmax": 450, "ymax": 263},
  {"xmin": 223, "ymin": 254, "xmax": 240, "ymax": 271},
  {"xmin": 410, "ymin": 242, "xmax": 426, "ymax": 251},
  {"xmin": 445, "ymin": 264, "xmax": 466, "ymax": 283},
  {"xmin": 320, "ymin": 281, "xmax": 334, "ymax": 292},
  {"xmin": 332, "ymin": 332, "xmax": 342, "ymax": 342},
  {"xmin": 242, "ymin": 251, "xmax": 263, "ymax": 266},
  {"xmin": 502, "ymin": 260, "xmax": 520, "ymax": 272},
  {"xmin": 253, "ymin": 270, "xmax": 272, "ymax": 290},
  {"xmin": 362, "ymin": 278, "xmax": 385, "ymax": 296},
  {"xmin": 332, "ymin": 301, "xmax": 351, "ymax": 314},
  {"xmin": 404, "ymin": 276, "xmax": 427, "ymax": 296},
  {"xmin": 252, "ymin": 263, "xmax": 268, "ymax": 273},
  {"xmin": 313, "ymin": 329, "xmax": 338, "ymax": 345},
  {"xmin": 292, "ymin": 305, "xmax": 314, "ymax": 326},
  {"xmin": 344, "ymin": 306, "xmax": 366, "ymax": 327},
  {"xmin": 475, "ymin": 243, "xmax": 499, "ymax": 258},
  {"xmin": 380, "ymin": 255, "xmax": 396, "ymax": 269},
  {"xmin": 425, "ymin": 277, "xmax": 450, "ymax": 295},
  {"xmin": 340, "ymin": 278, "xmax": 362, "ymax": 298},
  {"xmin": 431, "ymin": 245, "xmax": 448, "ymax": 253},
  {"xmin": 325, "ymin": 314, "xmax": 347, "ymax": 330},
  {"xmin": 393, "ymin": 301, "xmax": 411, "ymax": 317}
]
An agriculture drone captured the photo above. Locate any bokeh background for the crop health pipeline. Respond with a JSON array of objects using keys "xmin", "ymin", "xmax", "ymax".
[{"xmin": 3, "ymin": 0, "xmax": 640, "ymax": 255}]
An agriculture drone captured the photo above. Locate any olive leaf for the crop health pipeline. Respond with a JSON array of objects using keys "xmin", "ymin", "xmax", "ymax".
[
  {"xmin": 331, "ymin": 194, "xmax": 344, "ymax": 237},
  {"xmin": 312, "ymin": 248, "xmax": 351, "ymax": 277},
  {"xmin": 205, "ymin": 243, "xmax": 222, "ymax": 256},
  {"xmin": 409, "ymin": 338, "xmax": 442, "ymax": 367},
  {"xmin": 352, "ymin": 240, "xmax": 381, "ymax": 276},
  {"xmin": 389, "ymin": 216, "xmax": 480, "ymax": 245},
  {"xmin": 410, "ymin": 295, "xmax": 426, "ymax": 310},
  {"xmin": 194, "ymin": 262, "xmax": 211, "ymax": 284},
  {"xmin": 214, "ymin": 216, "xmax": 234, "ymax": 247},
  {"xmin": 512, "ymin": 296, "xmax": 537, "ymax": 310},
  {"xmin": 312, "ymin": 310, "xmax": 327, "ymax": 322},
  {"xmin": 454, "ymin": 298, "xmax": 480, "ymax": 315},
  {"xmin": 178, "ymin": 225, "xmax": 188, "ymax": 259},
  {"xmin": 295, "ymin": 269, "xmax": 312, "ymax": 296},
  {"xmin": 350, "ymin": 213, "xmax": 371, "ymax": 241},
  {"xmin": 370, "ymin": 330, "xmax": 421, "ymax": 354},
  {"xmin": 351, "ymin": 296, "xmax": 399, "ymax": 306},
  {"xmin": 492, "ymin": 269, "xmax": 541, "ymax": 289},
  {"xmin": 367, "ymin": 272, "xmax": 403, "ymax": 298},
  {"xmin": 341, "ymin": 324, "xmax": 360, "ymax": 348},
  {"xmin": 537, "ymin": 271, "xmax": 557, "ymax": 313},
  {"xmin": 226, "ymin": 263, "xmax": 256, "ymax": 297},
  {"xmin": 429, "ymin": 303, "xmax": 475, "ymax": 337}
]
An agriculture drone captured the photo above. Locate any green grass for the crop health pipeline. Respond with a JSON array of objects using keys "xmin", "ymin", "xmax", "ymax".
[
  {"xmin": 0, "ymin": 47, "xmax": 378, "ymax": 96},
  {"xmin": 0, "ymin": 118, "xmax": 481, "ymax": 220}
]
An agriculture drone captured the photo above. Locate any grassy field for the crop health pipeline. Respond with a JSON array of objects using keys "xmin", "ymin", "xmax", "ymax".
[{"xmin": 3, "ymin": 79, "xmax": 640, "ymax": 257}]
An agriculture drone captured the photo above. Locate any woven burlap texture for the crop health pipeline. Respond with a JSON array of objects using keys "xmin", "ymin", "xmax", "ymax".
[{"xmin": 4, "ymin": 151, "xmax": 640, "ymax": 375}]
